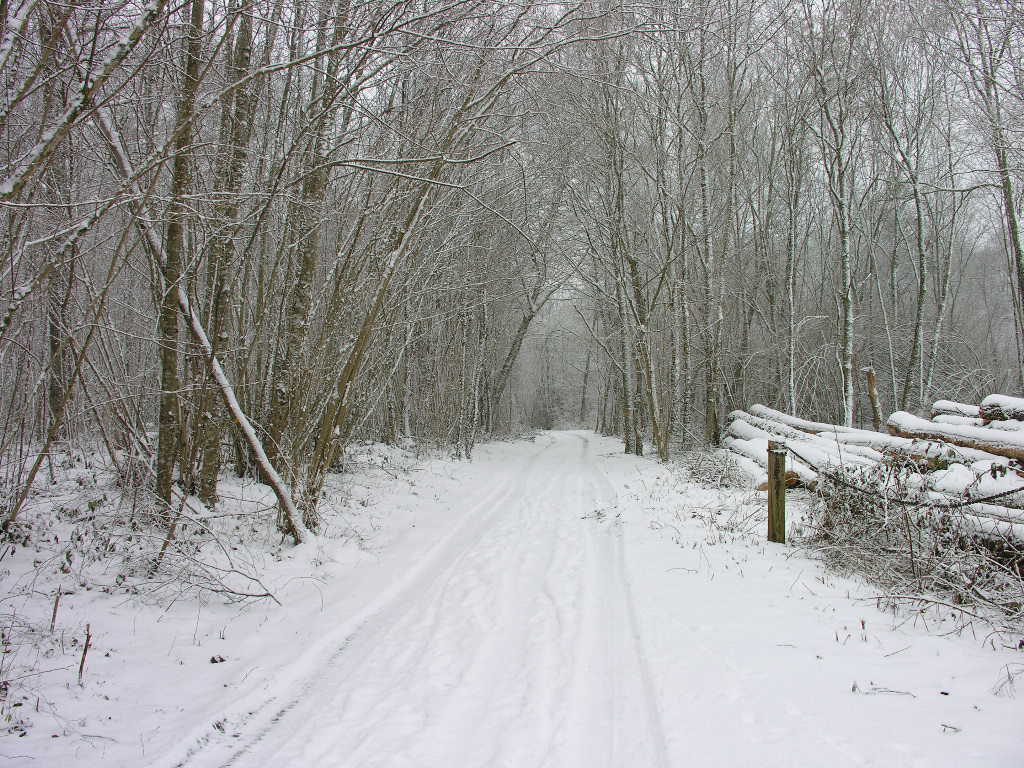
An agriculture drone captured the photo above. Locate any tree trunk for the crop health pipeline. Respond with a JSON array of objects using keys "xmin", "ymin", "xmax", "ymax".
[
  {"xmin": 197, "ymin": 8, "xmax": 256, "ymax": 504},
  {"xmin": 156, "ymin": 0, "xmax": 205, "ymax": 510}
]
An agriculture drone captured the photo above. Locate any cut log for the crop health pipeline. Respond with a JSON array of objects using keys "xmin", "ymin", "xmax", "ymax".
[
  {"xmin": 986, "ymin": 419, "xmax": 1024, "ymax": 432},
  {"xmin": 930, "ymin": 400, "xmax": 981, "ymax": 419},
  {"xmin": 728, "ymin": 416, "xmax": 877, "ymax": 468},
  {"xmin": 720, "ymin": 448, "xmax": 767, "ymax": 488},
  {"xmin": 961, "ymin": 515, "xmax": 1024, "ymax": 544},
  {"xmin": 933, "ymin": 414, "xmax": 984, "ymax": 427},
  {"xmin": 728, "ymin": 410, "xmax": 808, "ymax": 440},
  {"xmin": 887, "ymin": 411, "xmax": 1024, "ymax": 461},
  {"xmin": 747, "ymin": 404, "xmax": 861, "ymax": 435},
  {"xmin": 934, "ymin": 414, "xmax": 1023, "ymax": 432},
  {"xmin": 922, "ymin": 491, "xmax": 1024, "ymax": 544},
  {"xmin": 756, "ymin": 472, "xmax": 801, "ymax": 492},
  {"xmin": 979, "ymin": 394, "xmax": 1024, "ymax": 421},
  {"xmin": 729, "ymin": 410, "xmax": 883, "ymax": 462},
  {"xmin": 721, "ymin": 436, "xmax": 818, "ymax": 487},
  {"xmin": 831, "ymin": 427, "xmax": 1011, "ymax": 465}
]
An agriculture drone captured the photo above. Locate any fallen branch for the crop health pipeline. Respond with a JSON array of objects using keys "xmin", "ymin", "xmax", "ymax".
[{"xmin": 95, "ymin": 108, "xmax": 312, "ymax": 547}]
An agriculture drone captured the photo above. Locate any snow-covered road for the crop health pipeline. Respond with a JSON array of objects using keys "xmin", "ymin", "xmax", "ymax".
[
  {"xmin": 36, "ymin": 431, "xmax": 1019, "ymax": 768},
  {"xmin": 163, "ymin": 430, "xmax": 1021, "ymax": 768},
  {"xmin": 186, "ymin": 432, "xmax": 671, "ymax": 768}
]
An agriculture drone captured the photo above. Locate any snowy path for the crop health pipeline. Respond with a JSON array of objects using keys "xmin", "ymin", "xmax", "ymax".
[
  {"xmin": 157, "ymin": 430, "xmax": 1022, "ymax": 768},
  {"xmin": 40, "ymin": 431, "xmax": 1019, "ymax": 768},
  {"xmin": 186, "ymin": 432, "xmax": 670, "ymax": 768}
]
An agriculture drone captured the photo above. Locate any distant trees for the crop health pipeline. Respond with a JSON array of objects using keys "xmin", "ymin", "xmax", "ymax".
[
  {"xmin": 558, "ymin": 0, "xmax": 1021, "ymax": 457},
  {"xmin": 1, "ymin": 0, "xmax": 1020, "ymax": 539}
]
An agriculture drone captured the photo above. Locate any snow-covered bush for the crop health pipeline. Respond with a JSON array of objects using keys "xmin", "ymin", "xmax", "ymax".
[
  {"xmin": 810, "ymin": 458, "xmax": 1023, "ymax": 642},
  {"xmin": 676, "ymin": 448, "xmax": 750, "ymax": 489}
]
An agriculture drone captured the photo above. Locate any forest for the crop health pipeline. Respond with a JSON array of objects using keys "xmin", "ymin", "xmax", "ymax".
[
  {"xmin": 2, "ymin": 0, "xmax": 1022, "ymax": 538},
  {"xmin": 2, "ymin": 1, "xmax": 1024, "ymax": 761}
]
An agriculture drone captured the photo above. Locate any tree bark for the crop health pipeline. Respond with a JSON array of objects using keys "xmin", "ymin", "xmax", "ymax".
[{"xmin": 156, "ymin": 0, "xmax": 206, "ymax": 510}]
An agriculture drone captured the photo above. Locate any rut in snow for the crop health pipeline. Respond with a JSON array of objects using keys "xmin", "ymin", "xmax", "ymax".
[{"xmin": 184, "ymin": 432, "xmax": 669, "ymax": 768}]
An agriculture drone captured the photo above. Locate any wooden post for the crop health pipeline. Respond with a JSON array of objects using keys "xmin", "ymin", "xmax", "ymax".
[
  {"xmin": 863, "ymin": 366, "xmax": 882, "ymax": 432},
  {"xmin": 767, "ymin": 440, "xmax": 786, "ymax": 543}
]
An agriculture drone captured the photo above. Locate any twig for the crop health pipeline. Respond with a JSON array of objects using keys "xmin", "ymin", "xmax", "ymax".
[
  {"xmin": 1, "ymin": 664, "xmax": 74, "ymax": 683},
  {"xmin": 883, "ymin": 645, "xmax": 911, "ymax": 657},
  {"xmin": 77, "ymin": 623, "xmax": 91, "ymax": 685},
  {"xmin": 49, "ymin": 586, "xmax": 61, "ymax": 633}
]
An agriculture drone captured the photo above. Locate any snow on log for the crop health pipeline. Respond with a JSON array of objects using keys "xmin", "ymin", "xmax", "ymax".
[
  {"xmin": 887, "ymin": 411, "xmax": 1024, "ymax": 461},
  {"xmin": 747, "ymin": 404, "xmax": 861, "ymax": 435},
  {"xmin": 980, "ymin": 394, "xmax": 1024, "ymax": 421},
  {"xmin": 829, "ymin": 428, "xmax": 1008, "ymax": 465},
  {"xmin": 930, "ymin": 400, "xmax": 981, "ymax": 419},
  {"xmin": 963, "ymin": 516, "xmax": 1024, "ymax": 543},
  {"xmin": 933, "ymin": 414, "xmax": 1021, "ymax": 432},
  {"xmin": 921, "ymin": 492, "xmax": 1024, "ymax": 543},
  {"xmin": 725, "ymin": 418, "xmax": 884, "ymax": 495},
  {"xmin": 721, "ymin": 448, "xmax": 767, "ymax": 488},
  {"xmin": 727, "ymin": 409, "xmax": 807, "ymax": 439},
  {"xmin": 933, "ymin": 414, "xmax": 984, "ymax": 427},
  {"xmin": 986, "ymin": 419, "xmax": 1024, "ymax": 432},
  {"xmin": 927, "ymin": 463, "xmax": 1024, "ymax": 510},
  {"xmin": 729, "ymin": 410, "xmax": 883, "ymax": 463}
]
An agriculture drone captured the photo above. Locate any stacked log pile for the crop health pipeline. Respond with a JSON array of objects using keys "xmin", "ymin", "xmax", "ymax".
[
  {"xmin": 723, "ymin": 395, "xmax": 1024, "ymax": 543},
  {"xmin": 890, "ymin": 395, "xmax": 1024, "ymax": 460}
]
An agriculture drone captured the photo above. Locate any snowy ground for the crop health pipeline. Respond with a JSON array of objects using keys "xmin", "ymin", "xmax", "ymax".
[{"xmin": 4, "ymin": 431, "xmax": 1022, "ymax": 766}]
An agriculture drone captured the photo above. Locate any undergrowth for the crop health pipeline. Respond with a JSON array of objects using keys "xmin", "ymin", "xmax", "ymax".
[
  {"xmin": 676, "ymin": 448, "xmax": 751, "ymax": 489},
  {"xmin": 0, "ymin": 439, "xmax": 417, "ymax": 737},
  {"xmin": 809, "ymin": 457, "xmax": 1024, "ymax": 648}
]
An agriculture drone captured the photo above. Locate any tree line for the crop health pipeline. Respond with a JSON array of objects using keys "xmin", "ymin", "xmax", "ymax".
[{"xmin": 1, "ymin": 0, "xmax": 1021, "ymax": 540}]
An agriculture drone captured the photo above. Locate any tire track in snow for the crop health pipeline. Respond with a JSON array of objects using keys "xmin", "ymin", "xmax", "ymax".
[
  {"xmin": 325, "ymin": 456, "xmax": 569, "ymax": 768},
  {"xmin": 613, "ymin": 523, "xmax": 671, "ymax": 768},
  {"xmin": 167, "ymin": 438, "xmax": 559, "ymax": 768},
  {"xmin": 170, "ymin": 432, "xmax": 673, "ymax": 768},
  {"xmin": 575, "ymin": 432, "xmax": 671, "ymax": 768}
]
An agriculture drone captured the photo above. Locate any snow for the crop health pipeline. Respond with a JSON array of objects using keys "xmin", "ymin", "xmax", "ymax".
[
  {"xmin": 748, "ymin": 403, "xmax": 861, "ymax": 434},
  {"xmin": 933, "ymin": 414, "xmax": 984, "ymax": 427},
  {"xmin": 6, "ymin": 433, "xmax": 1023, "ymax": 767},
  {"xmin": 889, "ymin": 411, "xmax": 1024, "ymax": 459},
  {"xmin": 981, "ymin": 394, "xmax": 1024, "ymax": 416},
  {"xmin": 932, "ymin": 400, "xmax": 982, "ymax": 418}
]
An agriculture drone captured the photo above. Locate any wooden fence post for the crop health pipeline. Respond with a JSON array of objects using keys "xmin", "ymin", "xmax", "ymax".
[
  {"xmin": 863, "ymin": 366, "xmax": 882, "ymax": 432},
  {"xmin": 767, "ymin": 440, "xmax": 786, "ymax": 543}
]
